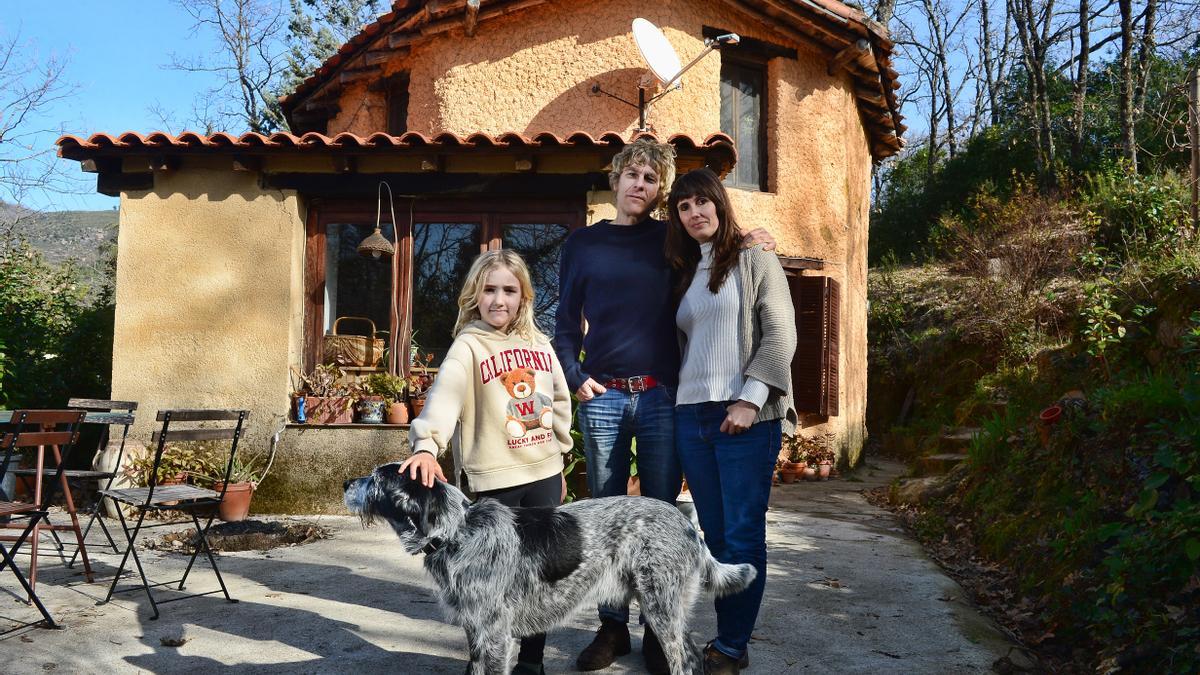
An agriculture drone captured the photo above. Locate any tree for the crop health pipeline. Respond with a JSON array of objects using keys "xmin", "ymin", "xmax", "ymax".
[
  {"xmin": 169, "ymin": 0, "xmax": 289, "ymax": 133},
  {"xmin": 284, "ymin": 0, "xmax": 383, "ymax": 89},
  {"xmin": 0, "ymin": 31, "xmax": 78, "ymax": 209}
]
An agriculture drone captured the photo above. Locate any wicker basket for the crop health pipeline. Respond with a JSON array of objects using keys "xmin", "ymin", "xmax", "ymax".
[{"xmin": 323, "ymin": 316, "xmax": 385, "ymax": 367}]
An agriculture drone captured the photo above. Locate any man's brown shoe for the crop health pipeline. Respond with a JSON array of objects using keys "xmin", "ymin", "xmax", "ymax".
[
  {"xmin": 642, "ymin": 625, "xmax": 669, "ymax": 675},
  {"xmin": 703, "ymin": 642, "xmax": 749, "ymax": 674},
  {"xmin": 576, "ymin": 619, "xmax": 631, "ymax": 671}
]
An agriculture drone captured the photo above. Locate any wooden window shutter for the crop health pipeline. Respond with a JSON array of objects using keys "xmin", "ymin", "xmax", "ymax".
[{"xmin": 789, "ymin": 275, "xmax": 840, "ymax": 416}]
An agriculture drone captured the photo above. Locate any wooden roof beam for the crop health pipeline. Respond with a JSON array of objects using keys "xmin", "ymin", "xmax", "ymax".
[
  {"xmin": 464, "ymin": 0, "xmax": 480, "ymax": 37},
  {"xmin": 828, "ymin": 39, "xmax": 869, "ymax": 75}
]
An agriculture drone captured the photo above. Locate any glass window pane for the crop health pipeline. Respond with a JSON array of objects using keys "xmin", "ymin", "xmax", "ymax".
[
  {"xmin": 501, "ymin": 223, "xmax": 569, "ymax": 338},
  {"xmin": 324, "ymin": 223, "xmax": 394, "ymax": 343},
  {"xmin": 719, "ymin": 61, "xmax": 765, "ymax": 190},
  {"xmin": 412, "ymin": 223, "xmax": 481, "ymax": 362}
]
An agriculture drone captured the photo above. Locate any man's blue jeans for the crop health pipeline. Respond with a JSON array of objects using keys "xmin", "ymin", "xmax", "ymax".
[
  {"xmin": 577, "ymin": 385, "xmax": 680, "ymax": 623},
  {"xmin": 675, "ymin": 402, "xmax": 781, "ymax": 660}
]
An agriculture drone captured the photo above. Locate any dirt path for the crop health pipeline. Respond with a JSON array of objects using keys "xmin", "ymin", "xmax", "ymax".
[{"xmin": 2, "ymin": 459, "xmax": 1029, "ymax": 673}]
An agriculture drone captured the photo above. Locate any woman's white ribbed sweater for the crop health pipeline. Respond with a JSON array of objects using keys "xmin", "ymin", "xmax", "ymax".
[{"xmin": 675, "ymin": 242, "xmax": 770, "ymax": 408}]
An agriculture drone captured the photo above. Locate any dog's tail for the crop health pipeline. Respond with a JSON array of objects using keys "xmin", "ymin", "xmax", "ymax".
[{"xmin": 701, "ymin": 550, "xmax": 756, "ymax": 598}]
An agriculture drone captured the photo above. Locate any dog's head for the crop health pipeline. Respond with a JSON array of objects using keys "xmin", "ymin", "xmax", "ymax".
[{"xmin": 343, "ymin": 462, "xmax": 468, "ymax": 554}]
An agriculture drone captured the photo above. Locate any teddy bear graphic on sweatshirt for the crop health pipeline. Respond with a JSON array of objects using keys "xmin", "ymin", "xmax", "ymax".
[{"xmin": 499, "ymin": 368, "xmax": 554, "ymax": 438}]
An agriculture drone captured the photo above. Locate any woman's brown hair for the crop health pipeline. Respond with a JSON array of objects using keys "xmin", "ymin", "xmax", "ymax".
[{"xmin": 665, "ymin": 168, "xmax": 741, "ymax": 295}]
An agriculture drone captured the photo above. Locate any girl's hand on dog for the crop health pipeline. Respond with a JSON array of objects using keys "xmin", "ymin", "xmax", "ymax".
[{"xmin": 399, "ymin": 451, "xmax": 446, "ymax": 487}]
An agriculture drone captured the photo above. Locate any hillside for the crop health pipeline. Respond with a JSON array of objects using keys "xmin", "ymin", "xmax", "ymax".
[{"xmin": 1, "ymin": 202, "xmax": 118, "ymax": 268}]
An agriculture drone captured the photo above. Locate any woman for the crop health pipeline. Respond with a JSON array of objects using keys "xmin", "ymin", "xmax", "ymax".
[{"xmin": 665, "ymin": 168, "xmax": 797, "ymax": 674}]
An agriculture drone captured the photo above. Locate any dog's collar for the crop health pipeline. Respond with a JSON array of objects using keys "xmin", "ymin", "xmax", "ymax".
[{"xmin": 422, "ymin": 537, "xmax": 444, "ymax": 555}]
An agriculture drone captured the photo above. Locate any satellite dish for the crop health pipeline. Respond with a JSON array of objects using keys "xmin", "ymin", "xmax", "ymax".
[{"xmin": 632, "ymin": 18, "xmax": 682, "ymax": 88}]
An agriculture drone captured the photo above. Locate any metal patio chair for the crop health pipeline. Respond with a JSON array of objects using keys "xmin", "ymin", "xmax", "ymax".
[
  {"xmin": 0, "ymin": 409, "xmax": 86, "ymax": 628},
  {"xmin": 98, "ymin": 408, "xmax": 249, "ymax": 620},
  {"xmin": 9, "ymin": 399, "xmax": 137, "ymax": 576}
]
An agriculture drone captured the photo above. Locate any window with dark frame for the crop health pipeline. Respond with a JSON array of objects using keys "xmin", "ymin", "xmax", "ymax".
[
  {"xmin": 387, "ymin": 73, "xmax": 409, "ymax": 136},
  {"xmin": 720, "ymin": 57, "xmax": 767, "ymax": 191},
  {"xmin": 307, "ymin": 202, "xmax": 581, "ymax": 381}
]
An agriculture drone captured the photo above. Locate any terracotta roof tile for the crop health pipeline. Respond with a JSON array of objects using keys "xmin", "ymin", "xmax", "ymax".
[{"xmin": 56, "ymin": 129, "xmax": 737, "ymax": 166}]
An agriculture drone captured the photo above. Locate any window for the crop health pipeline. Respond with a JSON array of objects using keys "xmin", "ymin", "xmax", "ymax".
[
  {"xmin": 411, "ymin": 221, "xmax": 481, "ymax": 362},
  {"xmin": 323, "ymin": 222, "xmax": 394, "ymax": 344},
  {"xmin": 387, "ymin": 73, "xmax": 409, "ymax": 135},
  {"xmin": 720, "ymin": 59, "xmax": 767, "ymax": 191},
  {"xmin": 500, "ymin": 222, "xmax": 570, "ymax": 335},
  {"xmin": 305, "ymin": 201, "xmax": 582, "ymax": 377}
]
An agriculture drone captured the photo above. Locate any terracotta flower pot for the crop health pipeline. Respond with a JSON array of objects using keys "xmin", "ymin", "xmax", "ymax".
[
  {"xmin": 386, "ymin": 401, "xmax": 410, "ymax": 425},
  {"xmin": 1038, "ymin": 405, "xmax": 1063, "ymax": 446},
  {"xmin": 306, "ymin": 396, "xmax": 353, "ymax": 424},
  {"xmin": 214, "ymin": 481, "xmax": 255, "ymax": 522},
  {"xmin": 801, "ymin": 465, "xmax": 819, "ymax": 481},
  {"xmin": 627, "ymin": 475, "xmax": 641, "ymax": 496},
  {"xmin": 410, "ymin": 398, "xmax": 427, "ymax": 418},
  {"xmin": 818, "ymin": 461, "xmax": 833, "ymax": 480},
  {"xmin": 778, "ymin": 469, "xmax": 799, "ymax": 484}
]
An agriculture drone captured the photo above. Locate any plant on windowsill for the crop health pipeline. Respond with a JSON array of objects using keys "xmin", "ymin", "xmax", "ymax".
[
  {"xmin": 406, "ymin": 351, "xmax": 437, "ymax": 418},
  {"xmin": 291, "ymin": 364, "xmax": 353, "ymax": 424},
  {"xmin": 365, "ymin": 372, "xmax": 410, "ymax": 425}
]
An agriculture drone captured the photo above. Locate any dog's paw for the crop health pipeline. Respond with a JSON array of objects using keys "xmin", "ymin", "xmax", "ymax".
[{"xmin": 506, "ymin": 419, "xmax": 527, "ymax": 438}]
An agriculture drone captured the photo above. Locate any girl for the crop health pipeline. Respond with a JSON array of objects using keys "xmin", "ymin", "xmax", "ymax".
[
  {"xmin": 665, "ymin": 168, "xmax": 797, "ymax": 675},
  {"xmin": 399, "ymin": 249, "xmax": 573, "ymax": 675}
]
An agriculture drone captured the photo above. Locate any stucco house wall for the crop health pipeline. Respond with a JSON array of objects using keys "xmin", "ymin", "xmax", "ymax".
[
  {"xmin": 111, "ymin": 168, "xmax": 304, "ymax": 448},
  {"xmin": 328, "ymin": 0, "xmax": 873, "ymax": 456}
]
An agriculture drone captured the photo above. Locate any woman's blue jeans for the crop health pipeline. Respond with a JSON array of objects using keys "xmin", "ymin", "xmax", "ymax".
[
  {"xmin": 675, "ymin": 402, "xmax": 780, "ymax": 660},
  {"xmin": 577, "ymin": 385, "xmax": 680, "ymax": 623}
]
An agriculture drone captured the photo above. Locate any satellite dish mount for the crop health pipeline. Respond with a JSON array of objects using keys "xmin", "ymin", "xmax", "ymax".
[{"xmin": 592, "ymin": 18, "xmax": 740, "ymax": 132}]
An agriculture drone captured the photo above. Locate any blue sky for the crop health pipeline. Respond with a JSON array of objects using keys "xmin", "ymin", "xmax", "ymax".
[{"xmin": 5, "ymin": 3, "xmax": 222, "ymax": 211}]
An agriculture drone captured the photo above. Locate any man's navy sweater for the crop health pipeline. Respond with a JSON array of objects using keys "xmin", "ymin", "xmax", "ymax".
[{"xmin": 554, "ymin": 217, "xmax": 680, "ymax": 391}]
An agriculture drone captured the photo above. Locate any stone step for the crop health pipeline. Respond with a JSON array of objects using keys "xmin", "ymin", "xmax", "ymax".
[
  {"xmin": 939, "ymin": 427, "xmax": 981, "ymax": 453},
  {"xmin": 918, "ymin": 453, "xmax": 969, "ymax": 476}
]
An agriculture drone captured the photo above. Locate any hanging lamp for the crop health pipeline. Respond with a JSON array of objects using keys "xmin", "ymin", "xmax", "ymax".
[{"xmin": 357, "ymin": 182, "xmax": 397, "ymax": 259}]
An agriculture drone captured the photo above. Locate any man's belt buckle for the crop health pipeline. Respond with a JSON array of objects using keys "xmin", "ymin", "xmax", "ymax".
[{"xmin": 627, "ymin": 376, "xmax": 648, "ymax": 393}]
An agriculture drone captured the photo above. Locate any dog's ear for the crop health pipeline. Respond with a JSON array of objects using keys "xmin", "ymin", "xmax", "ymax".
[{"xmin": 400, "ymin": 479, "xmax": 441, "ymax": 537}]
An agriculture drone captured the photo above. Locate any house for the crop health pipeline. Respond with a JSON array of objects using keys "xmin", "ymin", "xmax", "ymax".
[{"xmin": 57, "ymin": 0, "xmax": 903, "ymax": 513}]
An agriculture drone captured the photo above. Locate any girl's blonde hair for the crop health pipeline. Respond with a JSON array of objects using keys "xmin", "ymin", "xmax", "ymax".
[{"xmin": 453, "ymin": 249, "xmax": 544, "ymax": 340}]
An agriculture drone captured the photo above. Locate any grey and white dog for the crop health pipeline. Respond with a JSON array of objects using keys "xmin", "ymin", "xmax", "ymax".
[{"xmin": 344, "ymin": 463, "xmax": 755, "ymax": 675}]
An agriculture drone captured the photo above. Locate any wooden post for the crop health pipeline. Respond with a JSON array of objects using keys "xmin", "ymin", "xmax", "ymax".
[{"xmin": 1190, "ymin": 65, "xmax": 1199, "ymax": 230}]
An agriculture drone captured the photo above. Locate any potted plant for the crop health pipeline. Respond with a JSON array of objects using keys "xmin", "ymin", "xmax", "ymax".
[
  {"xmin": 814, "ymin": 446, "xmax": 837, "ymax": 480},
  {"xmin": 365, "ymin": 372, "xmax": 410, "ymax": 425},
  {"xmin": 349, "ymin": 380, "xmax": 386, "ymax": 424},
  {"xmin": 407, "ymin": 351, "xmax": 437, "ymax": 418},
  {"xmin": 123, "ymin": 442, "xmax": 209, "ymax": 506},
  {"xmin": 195, "ymin": 448, "xmax": 274, "ymax": 522},
  {"xmin": 291, "ymin": 364, "xmax": 353, "ymax": 424},
  {"xmin": 777, "ymin": 438, "xmax": 807, "ymax": 483}
]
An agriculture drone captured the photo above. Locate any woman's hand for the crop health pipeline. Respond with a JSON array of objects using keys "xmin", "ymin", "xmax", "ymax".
[
  {"xmin": 720, "ymin": 400, "xmax": 759, "ymax": 435},
  {"xmin": 398, "ymin": 451, "xmax": 446, "ymax": 488},
  {"xmin": 561, "ymin": 473, "xmax": 568, "ymax": 503}
]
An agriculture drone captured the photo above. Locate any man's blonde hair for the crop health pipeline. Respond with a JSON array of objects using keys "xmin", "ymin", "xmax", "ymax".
[
  {"xmin": 608, "ymin": 138, "xmax": 677, "ymax": 209},
  {"xmin": 454, "ymin": 249, "xmax": 545, "ymax": 340}
]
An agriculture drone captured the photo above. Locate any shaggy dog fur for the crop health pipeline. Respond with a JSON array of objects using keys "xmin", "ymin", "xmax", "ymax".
[{"xmin": 344, "ymin": 463, "xmax": 755, "ymax": 675}]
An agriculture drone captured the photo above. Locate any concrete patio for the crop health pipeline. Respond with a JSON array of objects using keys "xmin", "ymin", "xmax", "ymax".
[{"xmin": 2, "ymin": 460, "xmax": 1030, "ymax": 673}]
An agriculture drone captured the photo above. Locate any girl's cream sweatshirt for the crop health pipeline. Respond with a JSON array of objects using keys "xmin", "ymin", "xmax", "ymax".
[{"xmin": 408, "ymin": 320, "xmax": 573, "ymax": 492}]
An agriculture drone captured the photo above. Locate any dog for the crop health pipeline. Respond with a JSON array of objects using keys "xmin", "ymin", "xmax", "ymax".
[{"xmin": 344, "ymin": 463, "xmax": 755, "ymax": 675}]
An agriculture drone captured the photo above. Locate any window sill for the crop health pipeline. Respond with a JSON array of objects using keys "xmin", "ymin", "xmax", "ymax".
[{"xmin": 286, "ymin": 422, "xmax": 411, "ymax": 429}]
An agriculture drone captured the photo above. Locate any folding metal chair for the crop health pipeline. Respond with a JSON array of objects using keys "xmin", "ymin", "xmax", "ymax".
[
  {"xmin": 0, "ymin": 409, "xmax": 86, "ymax": 628},
  {"xmin": 98, "ymin": 408, "xmax": 248, "ymax": 620},
  {"xmin": 9, "ymin": 399, "xmax": 137, "ymax": 576}
]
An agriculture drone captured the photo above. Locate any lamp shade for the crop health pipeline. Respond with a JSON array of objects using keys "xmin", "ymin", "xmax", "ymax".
[{"xmin": 357, "ymin": 227, "xmax": 395, "ymax": 259}]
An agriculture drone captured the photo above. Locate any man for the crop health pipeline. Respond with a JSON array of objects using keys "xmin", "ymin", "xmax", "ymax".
[{"xmin": 555, "ymin": 139, "xmax": 773, "ymax": 673}]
